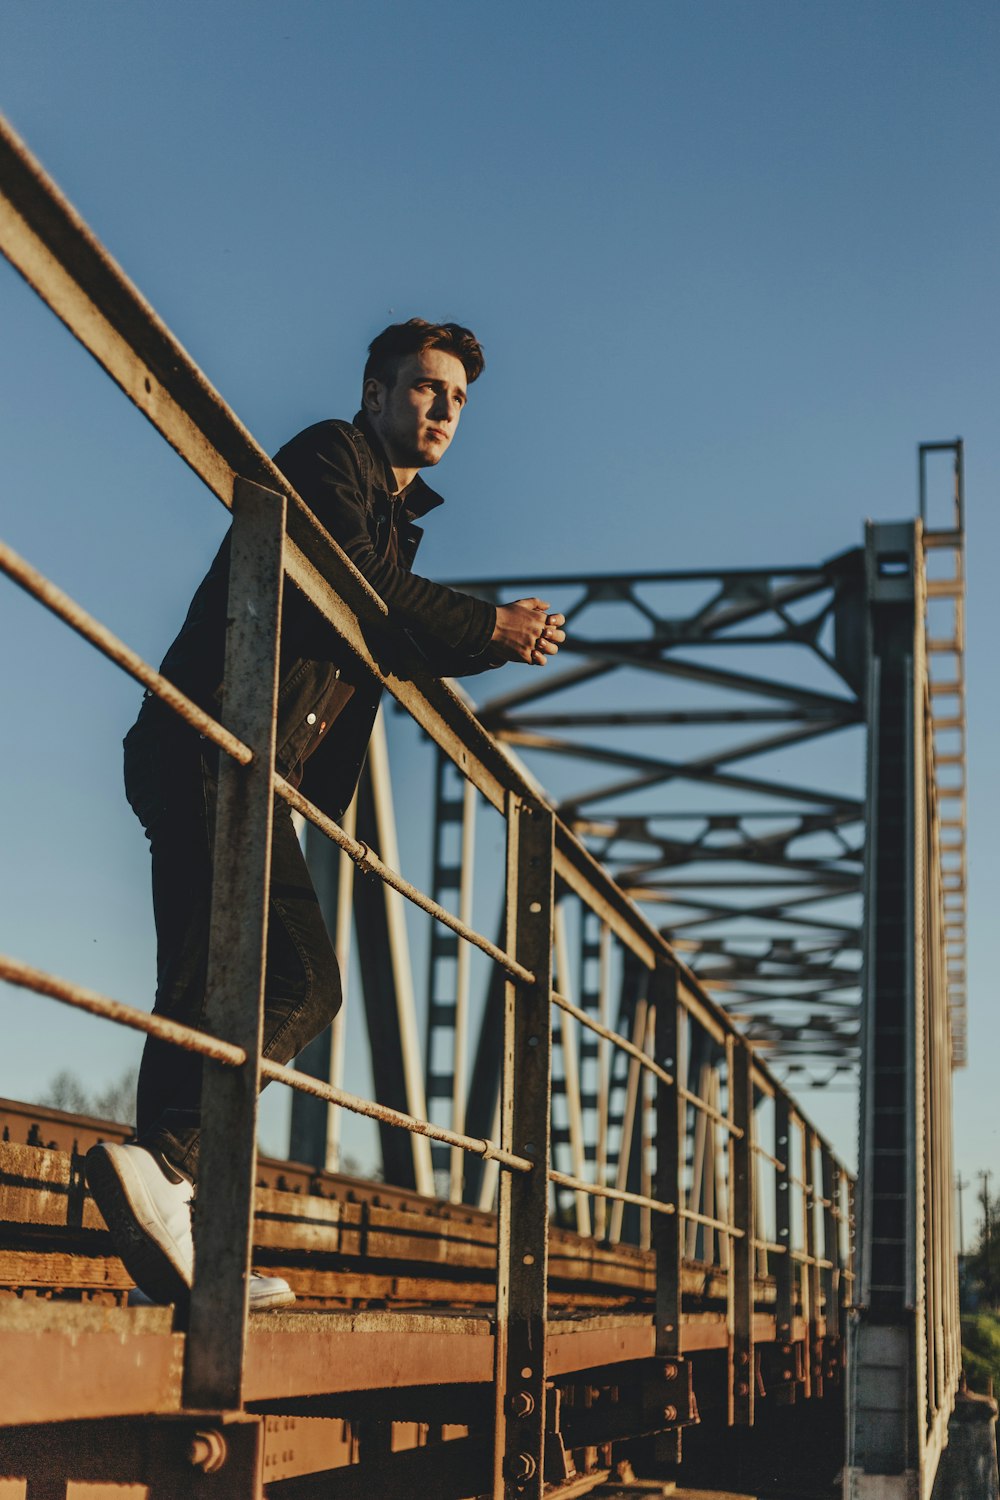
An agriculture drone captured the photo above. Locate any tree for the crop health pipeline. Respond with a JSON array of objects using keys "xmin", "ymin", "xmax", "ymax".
[{"xmin": 37, "ymin": 1067, "xmax": 138, "ymax": 1125}]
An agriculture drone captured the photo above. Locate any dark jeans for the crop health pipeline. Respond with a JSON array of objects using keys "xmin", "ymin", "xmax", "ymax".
[{"xmin": 124, "ymin": 703, "xmax": 342, "ymax": 1181}]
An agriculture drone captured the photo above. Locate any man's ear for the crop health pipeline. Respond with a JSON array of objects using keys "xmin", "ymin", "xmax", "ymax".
[{"xmin": 362, "ymin": 376, "xmax": 384, "ymax": 414}]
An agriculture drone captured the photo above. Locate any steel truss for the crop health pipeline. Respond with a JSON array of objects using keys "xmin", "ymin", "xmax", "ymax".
[
  {"xmin": 434, "ymin": 553, "xmax": 868, "ymax": 1090},
  {"xmin": 0, "ymin": 100, "xmax": 965, "ymax": 1500}
]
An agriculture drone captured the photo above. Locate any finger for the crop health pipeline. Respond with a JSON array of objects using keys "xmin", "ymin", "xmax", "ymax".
[
  {"xmin": 545, "ymin": 613, "xmax": 566, "ymax": 627},
  {"xmin": 538, "ymin": 637, "xmax": 560, "ymax": 655}
]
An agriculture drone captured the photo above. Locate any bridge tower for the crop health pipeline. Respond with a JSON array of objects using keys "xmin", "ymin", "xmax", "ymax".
[{"xmin": 846, "ymin": 449, "xmax": 965, "ymax": 1498}]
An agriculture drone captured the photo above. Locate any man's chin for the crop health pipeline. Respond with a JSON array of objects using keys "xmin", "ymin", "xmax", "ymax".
[{"xmin": 417, "ymin": 445, "xmax": 447, "ymax": 468}]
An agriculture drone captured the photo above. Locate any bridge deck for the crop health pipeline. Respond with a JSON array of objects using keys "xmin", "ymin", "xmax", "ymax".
[
  {"xmin": 0, "ymin": 1297, "xmax": 814, "ymax": 1429},
  {"xmin": 0, "ymin": 1106, "xmax": 824, "ymax": 1438}
]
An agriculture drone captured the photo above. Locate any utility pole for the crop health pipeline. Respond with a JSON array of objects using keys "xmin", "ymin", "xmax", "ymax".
[
  {"xmin": 980, "ymin": 1169, "xmax": 994, "ymax": 1302},
  {"xmin": 956, "ymin": 1173, "xmax": 968, "ymax": 1257}
]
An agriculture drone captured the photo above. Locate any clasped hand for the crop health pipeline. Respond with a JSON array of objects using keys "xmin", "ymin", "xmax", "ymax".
[{"xmin": 491, "ymin": 597, "xmax": 566, "ymax": 666}]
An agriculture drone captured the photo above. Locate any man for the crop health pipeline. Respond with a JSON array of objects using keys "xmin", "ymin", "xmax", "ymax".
[{"xmin": 86, "ymin": 319, "xmax": 565, "ymax": 1310}]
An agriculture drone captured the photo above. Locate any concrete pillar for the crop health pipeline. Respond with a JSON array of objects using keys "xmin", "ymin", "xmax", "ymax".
[{"xmin": 930, "ymin": 1389, "xmax": 999, "ymax": 1500}]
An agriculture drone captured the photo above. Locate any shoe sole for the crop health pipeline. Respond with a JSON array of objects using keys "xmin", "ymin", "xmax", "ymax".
[
  {"xmin": 131, "ymin": 1282, "xmax": 297, "ymax": 1311},
  {"xmin": 248, "ymin": 1284, "xmax": 297, "ymax": 1311},
  {"xmin": 85, "ymin": 1146, "xmax": 192, "ymax": 1309}
]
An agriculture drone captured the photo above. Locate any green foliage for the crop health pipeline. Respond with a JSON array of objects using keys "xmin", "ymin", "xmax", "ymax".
[{"xmin": 962, "ymin": 1311, "xmax": 1000, "ymax": 1398}]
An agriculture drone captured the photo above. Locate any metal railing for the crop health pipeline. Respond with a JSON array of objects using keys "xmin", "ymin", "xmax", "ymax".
[{"xmin": 0, "ymin": 110, "xmax": 854, "ymax": 1491}]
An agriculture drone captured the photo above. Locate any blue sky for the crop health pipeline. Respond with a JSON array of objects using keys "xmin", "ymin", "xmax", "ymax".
[{"xmin": 0, "ymin": 1, "xmax": 997, "ymax": 1200}]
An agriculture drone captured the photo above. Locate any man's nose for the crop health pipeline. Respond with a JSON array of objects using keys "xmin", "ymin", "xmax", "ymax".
[{"xmin": 431, "ymin": 391, "xmax": 459, "ymax": 423}]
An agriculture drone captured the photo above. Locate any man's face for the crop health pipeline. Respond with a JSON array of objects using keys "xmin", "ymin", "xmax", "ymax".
[{"xmin": 365, "ymin": 348, "xmax": 468, "ymax": 471}]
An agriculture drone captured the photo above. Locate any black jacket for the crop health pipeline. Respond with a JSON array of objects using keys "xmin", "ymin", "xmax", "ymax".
[{"xmin": 143, "ymin": 415, "xmax": 497, "ymax": 819}]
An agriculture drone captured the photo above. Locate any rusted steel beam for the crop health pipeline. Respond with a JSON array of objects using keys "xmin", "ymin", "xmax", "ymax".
[
  {"xmin": 0, "ymin": 1293, "xmax": 825, "ymax": 1429},
  {"xmin": 0, "ymin": 1301, "xmax": 182, "ymax": 1425},
  {"xmin": 494, "ymin": 796, "xmax": 555, "ymax": 1499},
  {"xmin": 184, "ymin": 478, "xmax": 285, "ymax": 1411}
]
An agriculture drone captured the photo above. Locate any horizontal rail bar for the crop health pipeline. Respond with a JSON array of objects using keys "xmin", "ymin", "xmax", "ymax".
[
  {"xmin": 749, "ymin": 1141, "xmax": 786, "ymax": 1172},
  {"xmin": 261, "ymin": 1060, "xmax": 533, "ymax": 1173},
  {"xmin": 789, "ymin": 1249, "xmax": 834, "ymax": 1270},
  {"xmin": 679, "ymin": 1085, "xmax": 744, "ymax": 1137},
  {"xmin": 0, "ymin": 954, "xmax": 247, "ymax": 1064},
  {"xmin": 547, "ymin": 1170, "xmax": 676, "ymax": 1216},
  {"xmin": 550, "ymin": 990, "xmax": 674, "ymax": 1087},
  {"xmin": 752, "ymin": 1238, "xmax": 789, "ymax": 1256},
  {"xmin": 678, "ymin": 1206, "xmax": 746, "ymax": 1239},
  {"xmin": 0, "ymin": 536, "xmax": 251, "ymax": 764},
  {"xmin": 0, "ymin": 955, "xmax": 533, "ymax": 1174},
  {"xmin": 275, "ymin": 776, "xmax": 534, "ymax": 984}
]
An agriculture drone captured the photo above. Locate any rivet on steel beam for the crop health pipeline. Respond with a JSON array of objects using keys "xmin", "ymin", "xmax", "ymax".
[
  {"xmin": 662, "ymin": 1361, "xmax": 679, "ymax": 1380},
  {"xmin": 189, "ymin": 1430, "xmax": 228, "ymax": 1473},
  {"xmin": 663, "ymin": 1404, "xmax": 678, "ymax": 1422},
  {"xmin": 735, "ymin": 1381, "xmax": 750, "ymax": 1398}
]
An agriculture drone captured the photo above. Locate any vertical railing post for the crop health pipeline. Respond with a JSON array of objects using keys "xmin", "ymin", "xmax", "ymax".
[
  {"xmin": 493, "ymin": 795, "xmax": 554, "ymax": 1500},
  {"xmin": 820, "ymin": 1144, "xmax": 840, "ymax": 1375},
  {"xmin": 774, "ymin": 1092, "xmax": 793, "ymax": 1351},
  {"xmin": 731, "ymin": 1045, "xmax": 755, "ymax": 1426},
  {"xmin": 183, "ymin": 478, "xmax": 285, "ymax": 1411},
  {"xmin": 653, "ymin": 961, "xmax": 683, "ymax": 1468},
  {"xmin": 803, "ymin": 1129, "xmax": 820, "ymax": 1399}
]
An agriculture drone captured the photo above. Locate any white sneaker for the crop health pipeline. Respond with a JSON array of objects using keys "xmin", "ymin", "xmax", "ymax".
[
  {"xmin": 245, "ymin": 1271, "xmax": 296, "ymax": 1311},
  {"xmin": 86, "ymin": 1142, "xmax": 194, "ymax": 1306},
  {"xmin": 128, "ymin": 1270, "xmax": 295, "ymax": 1312}
]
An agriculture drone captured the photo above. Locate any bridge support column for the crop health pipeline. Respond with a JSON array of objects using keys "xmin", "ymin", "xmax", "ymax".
[{"xmin": 845, "ymin": 521, "xmax": 957, "ymax": 1499}]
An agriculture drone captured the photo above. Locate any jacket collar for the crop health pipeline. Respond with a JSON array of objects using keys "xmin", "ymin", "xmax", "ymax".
[{"xmin": 353, "ymin": 410, "xmax": 445, "ymax": 519}]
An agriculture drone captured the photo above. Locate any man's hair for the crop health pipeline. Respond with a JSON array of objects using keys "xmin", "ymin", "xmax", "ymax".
[{"xmin": 363, "ymin": 318, "xmax": 485, "ymax": 389}]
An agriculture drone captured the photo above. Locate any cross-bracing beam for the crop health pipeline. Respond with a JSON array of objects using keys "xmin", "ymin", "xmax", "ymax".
[{"xmin": 444, "ymin": 553, "xmax": 869, "ymax": 1089}]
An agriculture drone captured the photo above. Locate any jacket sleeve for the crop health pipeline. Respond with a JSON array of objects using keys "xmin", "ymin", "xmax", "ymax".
[
  {"xmin": 402, "ymin": 625, "xmax": 505, "ymax": 680},
  {"xmin": 274, "ymin": 423, "xmax": 497, "ymax": 659}
]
